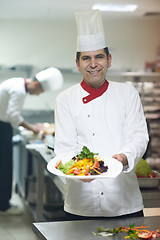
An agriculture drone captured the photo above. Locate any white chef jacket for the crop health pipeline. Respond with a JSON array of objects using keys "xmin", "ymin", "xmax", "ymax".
[
  {"xmin": 0, "ymin": 78, "xmax": 26, "ymax": 128},
  {"xmin": 54, "ymin": 81, "xmax": 149, "ymax": 217}
]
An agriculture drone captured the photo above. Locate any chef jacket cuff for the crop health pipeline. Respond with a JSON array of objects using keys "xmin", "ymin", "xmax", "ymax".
[{"xmin": 122, "ymin": 152, "xmax": 134, "ymax": 173}]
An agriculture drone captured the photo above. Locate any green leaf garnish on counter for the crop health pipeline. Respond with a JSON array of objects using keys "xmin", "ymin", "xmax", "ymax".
[{"xmin": 93, "ymin": 224, "xmax": 139, "ymax": 239}]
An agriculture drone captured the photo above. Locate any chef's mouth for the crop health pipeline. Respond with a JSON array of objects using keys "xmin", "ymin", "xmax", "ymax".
[{"xmin": 87, "ymin": 69, "xmax": 101, "ymax": 74}]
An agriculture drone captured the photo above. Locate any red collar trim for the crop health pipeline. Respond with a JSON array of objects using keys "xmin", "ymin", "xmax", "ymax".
[
  {"xmin": 80, "ymin": 79, "xmax": 109, "ymax": 104},
  {"xmin": 24, "ymin": 78, "xmax": 28, "ymax": 92}
]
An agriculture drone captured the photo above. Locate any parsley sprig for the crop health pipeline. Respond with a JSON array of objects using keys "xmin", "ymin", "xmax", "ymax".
[{"xmin": 77, "ymin": 146, "xmax": 98, "ymax": 163}]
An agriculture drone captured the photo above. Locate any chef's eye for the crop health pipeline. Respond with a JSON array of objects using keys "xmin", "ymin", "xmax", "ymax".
[
  {"xmin": 96, "ymin": 54, "xmax": 104, "ymax": 59},
  {"xmin": 81, "ymin": 56, "xmax": 90, "ymax": 61}
]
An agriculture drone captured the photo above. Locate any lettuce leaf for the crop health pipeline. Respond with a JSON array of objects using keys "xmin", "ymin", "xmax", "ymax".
[{"xmin": 58, "ymin": 159, "xmax": 75, "ymax": 174}]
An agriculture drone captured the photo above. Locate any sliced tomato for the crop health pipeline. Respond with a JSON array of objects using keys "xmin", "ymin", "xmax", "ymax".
[
  {"xmin": 151, "ymin": 231, "xmax": 160, "ymax": 238},
  {"xmin": 85, "ymin": 165, "xmax": 90, "ymax": 175},
  {"xmin": 55, "ymin": 160, "xmax": 61, "ymax": 169},
  {"xmin": 93, "ymin": 159, "xmax": 99, "ymax": 168},
  {"xmin": 66, "ymin": 170, "xmax": 74, "ymax": 174},
  {"xmin": 73, "ymin": 167, "xmax": 82, "ymax": 175},
  {"xmin": 156, "ymin": 228, "xmax": 160, "ymax": 233},
  {"xmin": 138, "ymin": 232, "xmax": 152, "ymax": 239}
]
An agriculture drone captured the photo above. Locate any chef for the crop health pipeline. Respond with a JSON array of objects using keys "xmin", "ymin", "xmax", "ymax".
[
  {"xmin": 0, "ymin": 67, "xmax": 63, "ymax": 215},
  {"xmin": 54, "ymin": 10, "xmax": 149, "ymax": 220}
]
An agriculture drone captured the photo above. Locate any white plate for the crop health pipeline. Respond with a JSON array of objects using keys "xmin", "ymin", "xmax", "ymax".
[{"xmin": 47, "ymin": 152, "xmax": 123, "ymax": 179}]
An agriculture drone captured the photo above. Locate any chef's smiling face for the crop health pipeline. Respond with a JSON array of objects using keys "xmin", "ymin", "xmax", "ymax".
[{"xmin": 76, "ymin": 48, "xmax": 111, "ymax": 89}]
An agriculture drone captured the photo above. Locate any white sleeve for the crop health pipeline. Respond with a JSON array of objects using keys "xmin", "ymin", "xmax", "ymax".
[
  {"xmin": 54, "ymin": 95, "xmax": 78, "ymax": 156},
  {"xmin": 119, "ymin": 86, "xmax": 149, "ymax": 172},
  {"xmin": 6, "ymin": 90, "xmax": 25, "ymax": 128}
]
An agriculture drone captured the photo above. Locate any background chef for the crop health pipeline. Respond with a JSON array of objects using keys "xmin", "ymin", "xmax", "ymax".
[
  {"xmin": 54, "ymin": 10, "xmax": 149, "ymax": 220},
  {"xmin": 0, "ymin": 67, "xmax": 63, "ymax": 215}
]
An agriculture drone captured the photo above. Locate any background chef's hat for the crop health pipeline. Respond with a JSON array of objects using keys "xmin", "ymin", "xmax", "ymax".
[
  {"xmin": 35, "ymin": 67, "xmax": 63, "ymax": 91},
  {"xmin": 75, "ymin": 9, "xmax": 107, "ymax": 52}
]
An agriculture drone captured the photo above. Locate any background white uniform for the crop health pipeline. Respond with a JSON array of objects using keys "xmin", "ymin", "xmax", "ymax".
[{"xmin": 0, "ymin": 78, "xmax": 26, "ymax": 128}]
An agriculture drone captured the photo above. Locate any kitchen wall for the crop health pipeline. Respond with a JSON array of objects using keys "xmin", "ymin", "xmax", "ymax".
[{"xmin": 0, "ymin": 17, "xmax": 160, "ymax": 110}]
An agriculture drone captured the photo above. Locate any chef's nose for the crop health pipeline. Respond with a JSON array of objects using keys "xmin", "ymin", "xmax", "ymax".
[{"xmin": 90, "ymin": 58, "xmax": 97, "ymax": 68}]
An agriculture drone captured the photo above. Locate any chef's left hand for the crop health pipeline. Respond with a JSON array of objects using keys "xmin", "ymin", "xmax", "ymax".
[
  {"xmin": 112, "ymin": 153, "xmax": 128, "ymax": 166},
  {"xmin": 80, "ymin": 179, "xmax": 95, "ymax": 183}
]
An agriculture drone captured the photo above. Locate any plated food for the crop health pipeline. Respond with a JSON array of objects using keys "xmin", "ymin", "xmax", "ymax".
[
  {"xmin": 47, "ymin": 146, "xmax": 123, "ymax": 179},
  {"xmin": 93, "ymin": 224, "xmax": 160, "ymax": 239},
  {"xmin": 55, "ymin": 146, "xmax": 108, "ymax": 176}
]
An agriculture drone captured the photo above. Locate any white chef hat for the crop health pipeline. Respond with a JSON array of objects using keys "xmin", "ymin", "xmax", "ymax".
[
  {"xmin": 75, "ymin": 9, "xmax": 107, "ymax": 52},
  {"xmin": 35, "ymin": 67, "xmax": 63, "ymax": 91}
]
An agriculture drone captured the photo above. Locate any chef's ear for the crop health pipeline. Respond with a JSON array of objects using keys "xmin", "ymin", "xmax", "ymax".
[
  {"xmin": 76, "ymin": 58, "xmax": 80, "ymax": 72},
  {"xmin": 107, "ymin": 54, "xmax": 112, "ymax": 68}
]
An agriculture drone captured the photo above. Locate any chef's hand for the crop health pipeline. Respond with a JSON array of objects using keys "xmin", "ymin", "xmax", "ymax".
[
  {"xmin": 30, "ymin": 126, "xmax": 40, "ymax": 135},
  {"xmin": 20, "ymin": 121, "xmax": 40, "ymax": 135},
  {"xmin": 80, "ymin": 179, "xmax": 95, "ymax": 183},
  {"xmin": 112, "ymin": 153, "xmax": 128, "ymax": 166}
]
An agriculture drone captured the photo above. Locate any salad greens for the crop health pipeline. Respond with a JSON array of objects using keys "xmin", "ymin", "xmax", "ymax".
[
  {"xmin": 58, "ymin": 159, "xmax": 75, "ymax": 175},
  {"xmin": 77, "ymin": 146, "xmax": 98, "ymax": 163}
]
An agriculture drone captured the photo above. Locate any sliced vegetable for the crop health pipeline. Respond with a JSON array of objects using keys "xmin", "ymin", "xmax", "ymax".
[
  {"xmin": 73, "ymin": 167, "xmax": 82, "ymax": 175},
  {"xmin": 56, "ymin": 146, "xmax": 108, "ymax": 176},
  {"xmin": 77, "ymin": 146, "xmax": 98, "ymax": 162},
  {"xmin": 137, "ymin": 232, "xmax": 152, "ymax": 239},
  {"xmin": 55, "ymin": 160, "xmax": 61, "ymax": 169},
  {"xmin": 150, "ymin": 231, "xmax": 160, "ymax": 238},
  {"xmin": 93, "ymin": 224, "xmax": 160, "ymax": 239},
  {"xmin": 93, "ymin": 158, "xmax": 99, "ymax": 168},
  {"xmin": 156, "ymin": 228, "xmax": 160, "ymax": 233},
  {"xmin": 57, "ymin": 159, "xmax": 75, "ymax": 174},
  {"xmin": 84, "ymin": 165, "xmax": 90, "ymax": 175}
]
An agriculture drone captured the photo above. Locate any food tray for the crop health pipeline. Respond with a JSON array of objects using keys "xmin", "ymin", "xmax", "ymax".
[{"xmin": 138, "ymin": 171, "xmax": 160, "ymax": 188}]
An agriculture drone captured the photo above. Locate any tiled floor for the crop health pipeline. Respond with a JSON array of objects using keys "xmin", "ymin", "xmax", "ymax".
[{"xmin": 0, "ymin": 193, "xmax": 38, "ymax": 240}]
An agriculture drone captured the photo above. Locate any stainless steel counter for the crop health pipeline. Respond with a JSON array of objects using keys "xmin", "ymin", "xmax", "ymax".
[{"xmin": 32, "ymin": 216, "xmax": 160, "ymax": 240}]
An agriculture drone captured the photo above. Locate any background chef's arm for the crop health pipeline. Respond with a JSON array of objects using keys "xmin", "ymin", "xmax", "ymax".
[
  {"xmin": 19, "ymin": 121, "xmax": 39, "ymax": 134},
  {"xmin": 54, "ymin": 96, "xmax": 77, "ymax": 155},
  {"xmin": 7, "ymin": 91, "xmax": 39, "ymax": 134},
  {"xmin": 6, "ymin": 90, "xmax": 25, "ymax": 128},
  {"xmin": 117, "ymin": 86, "xmax": 149, "ymax": 172}
]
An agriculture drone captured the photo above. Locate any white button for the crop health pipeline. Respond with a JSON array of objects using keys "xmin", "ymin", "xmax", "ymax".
[{"xmin": 84, "ymin": 99, "xmax": 87, "ymax": 102}]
